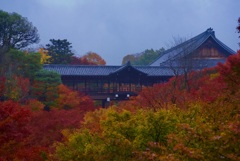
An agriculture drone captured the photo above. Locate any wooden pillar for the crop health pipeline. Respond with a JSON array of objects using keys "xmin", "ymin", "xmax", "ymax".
[
  {"xmin": 97, "ymin": 78, "xmax": 99, "ymax": 92},
  {"xmin": 84, "ymin": 79, "xmax": 87, "ymax": 94},
  {"xmin": 102, "ymin": 99, "xmax": 106, "ymax": 108}
]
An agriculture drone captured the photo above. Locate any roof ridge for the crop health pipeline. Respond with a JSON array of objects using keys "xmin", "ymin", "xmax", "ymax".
[
  {"xmin": 110, "ymin": 61, "xmax": 148, "ymax": 75},
  {"xmin": 164, "ymin": 28, "xmax": 212, "ymax": 53},
  {"xmin": 43, "ymin": 64, "xmax": 122, "ymax": 68}
]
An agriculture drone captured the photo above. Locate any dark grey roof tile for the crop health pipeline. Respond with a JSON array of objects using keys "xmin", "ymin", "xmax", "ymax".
[{"xmin": 43, "ymin": 64, "xmax": 175, "ymax": 77}]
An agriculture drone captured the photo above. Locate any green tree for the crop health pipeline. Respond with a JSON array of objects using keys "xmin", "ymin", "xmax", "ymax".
[
  {"xmin": 122, "ymin": 48, "xmax": 165, "ymax": 65},
  {"xmin": 4, "ymin": 49, "xmax": 42, "ymax": 79},
  {"xmin": 121, "ymin": 54, "xmax": 135, "ymax": 65},
  {"xmin": 0, "ymin": 49, "xmax": 42, "ymax": 101},
  {"xmin": 45, "ymin": 39, "xmax": 74, "ymax": 64},
  {"xmin": 32, "ymin": 70, "xmax": 61, "ymax": 107},
  {"xmin": 54, "ymin": 107, "xmax": 178, "ymax": 160},
  {"xmin": 0, "ymin": 10, "xmax": 39, "ymax": 50},
  {"xmin": 137, "ymin": 48, "xmax": 165, "ymax": 65}
]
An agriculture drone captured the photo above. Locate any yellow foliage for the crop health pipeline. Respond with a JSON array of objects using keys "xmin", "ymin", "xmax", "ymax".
[
  {"xmin": 38, "ymin": 48, "xmax": 51, "ymax": 64},
  {"xmin": 27, "ymin": 99, "xmax": 44, "ymax": 111},
  {"xmin": 210, "ymin": 72, "xmax": 219, "ymax": 80}
]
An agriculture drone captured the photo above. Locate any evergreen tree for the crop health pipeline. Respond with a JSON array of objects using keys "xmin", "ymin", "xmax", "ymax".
[{"xmin": 45, "ymin": 39, "xmax": 74, "ymax": 64}]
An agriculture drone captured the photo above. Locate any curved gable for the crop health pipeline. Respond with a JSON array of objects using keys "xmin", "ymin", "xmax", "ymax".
[
  {"xmin": 110, "ymin": 62, "xmax": 147, "ymax": 76},
  {"xmin": 109, "ymin": 62, "xmax": 148, "ymax": 83}
]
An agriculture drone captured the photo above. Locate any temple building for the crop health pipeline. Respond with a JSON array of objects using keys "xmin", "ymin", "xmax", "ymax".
[
  {"xmin": 150, "ymin": 28, "xmax": 235, "ymax": 69},
  {"xmin": 44, "ymin": 28, "xmax": 235, "ymax": 106}
]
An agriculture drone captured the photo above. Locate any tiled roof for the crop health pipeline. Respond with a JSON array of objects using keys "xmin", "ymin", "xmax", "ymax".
[
  {"xmin": 43, "ymin": 65, "xmax": 119, "ymax": 76},
  {"xmin": 43, "ymin": 64, "xmax": 175, "ymax": 77},
  {"xmin": 150, "ymin": 28, "xmax": 235, "ymax": 66},
  {"xmin": 137, "ymin": 66, "xmax": 175, "ymax": 76},
  {"xmin": 159, "ymin": 58, "xmax": 227, "ymax": 70}
]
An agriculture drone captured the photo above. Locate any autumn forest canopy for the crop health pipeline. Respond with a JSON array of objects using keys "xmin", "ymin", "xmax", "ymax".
[{"xmin": 0, "ymin": 10, "xmax": 240, "ymax": 160}]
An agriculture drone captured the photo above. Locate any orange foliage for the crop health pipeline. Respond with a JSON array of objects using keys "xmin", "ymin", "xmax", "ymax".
[
  {"xmin": 80, "ymin": 52, "xmax": 106, "ymax": 65},
  {"xmin": 71, "ymin": 52, "xmax": 106, "ymax": 65},
  {"xmin": 54, "ymin": 84, "xmax": 81, "ymax": 109},
  {"xmin": 54, "ymin": 84, "xmax": 95, "ymax": 109},
  {"xmin": 26, "ymin": 99, "xmax": 45, "ymax": 111}
]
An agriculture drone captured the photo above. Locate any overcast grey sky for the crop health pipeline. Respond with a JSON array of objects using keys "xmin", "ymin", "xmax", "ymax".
[{"xmin": 1, "ymin": 0, "xmax": 239, "ymax": 65}]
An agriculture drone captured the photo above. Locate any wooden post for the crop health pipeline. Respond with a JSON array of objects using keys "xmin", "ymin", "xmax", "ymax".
[{"xmin": 102, "ymin": 99, "xmax": 106, "ymax": 108}]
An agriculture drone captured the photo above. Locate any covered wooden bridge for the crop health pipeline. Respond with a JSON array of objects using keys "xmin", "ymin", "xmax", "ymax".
[{"xmin": 44, "ymin": 62, "xmax": 173, "ymax": 106}]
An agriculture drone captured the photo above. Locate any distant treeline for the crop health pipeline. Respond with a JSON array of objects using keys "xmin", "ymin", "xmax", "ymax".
[{"xmin": 122, "ymin": 47, "xmax": 165, "ymax": 65}]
